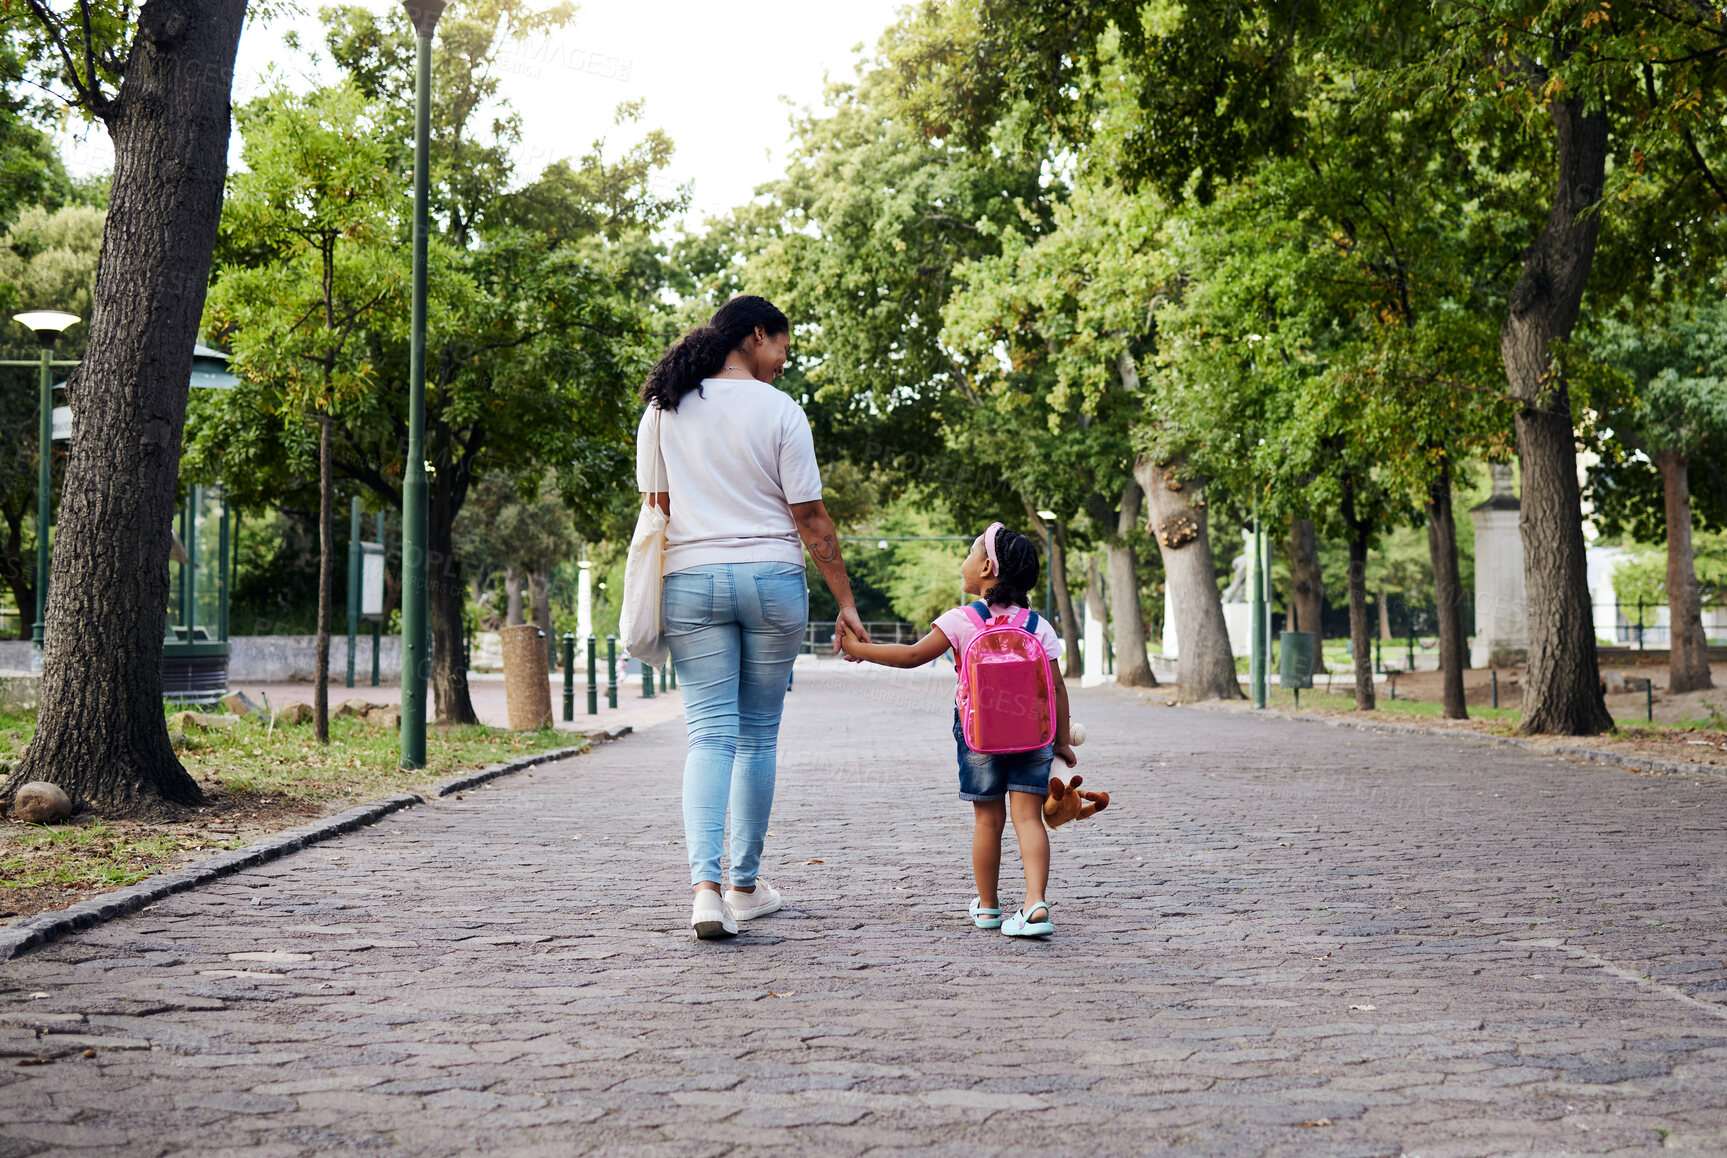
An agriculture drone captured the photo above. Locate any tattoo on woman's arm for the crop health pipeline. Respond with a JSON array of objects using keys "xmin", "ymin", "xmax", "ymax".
[{"xmin": 809, "ymin": 533, "xmax": 841, "ymax": 564}]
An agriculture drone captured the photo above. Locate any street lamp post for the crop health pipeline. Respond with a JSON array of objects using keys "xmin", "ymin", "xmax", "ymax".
[
  {"xmin": 12, "ymin": 310, "xmax": 79, "ymax": 672},
  {"xmin": 399, "ymin": 0, "xmax": 445, "ymax": 769},
  {"xmin": 1036, "ymin": 509, "xmax": 1058, "ymax": 624}
]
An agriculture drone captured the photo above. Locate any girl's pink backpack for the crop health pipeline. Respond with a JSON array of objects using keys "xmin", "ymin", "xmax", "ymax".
[{"xmin": 957, "ymin": 602, "xmax": 1056, "ymax": 753}]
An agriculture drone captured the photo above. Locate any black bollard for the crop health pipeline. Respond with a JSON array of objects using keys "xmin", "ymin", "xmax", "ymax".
[
  {"xmin": 586, "ymin": 634, "xmax": 598, "ymax": 715},
  {"xmin": 562, "ymin": 632, "xmax": 575, "ymax": 722},
  {"xmin": 606, "ymin": 635, "xmax": 618, "ymax": 709}
]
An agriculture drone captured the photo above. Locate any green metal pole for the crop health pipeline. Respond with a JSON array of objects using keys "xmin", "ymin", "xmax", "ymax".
[
  {"xmin": 562, "ymin": 632, "xmax": 575, "ymax": 721},
  {"xmin": 642, "ymin": 661, "xmax": 653, "ymax": 699},
  {"xmin": 606, "ymin": 634, "xmax": 618, "ymax": 709},
  {"xmin": 1250, "ymin": 517, "xmax": 1266, "ymax": 709},
  {"xmin": 669, "ymin": 655, "xmax": 676, "ymax": 690},
  {"xmin": 346, "ymin": 497, "xmax": 360, "ymax": 689},
  {"xmin": 586, "ymin": 634, "xmax": 597, "ymax": 715},
  {"xmin": 399, "ymin": 2, "xmax": 443, "ymax": 768},
  {"xmin": 32, "ymin": 343, "xmax": 50, "ymax": 670}
]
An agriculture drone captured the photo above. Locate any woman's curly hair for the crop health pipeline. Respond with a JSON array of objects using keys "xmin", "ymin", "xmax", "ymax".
[
  {"xmin": 641, "ymin": 294, "xmax": 790, "ymax": 411},
  {"xmin": 983, "ymin": 526, "xmax": 1040, "ymax": 609}
]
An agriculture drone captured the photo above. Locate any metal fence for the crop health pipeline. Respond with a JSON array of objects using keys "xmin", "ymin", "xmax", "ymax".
[
  {"xmin": 1593, "ymin": 602, "xmax": 1727, "ymax": 648},
  {"xmin": 802, "ymin": 621, "xmax": 920, "ymax": 654}
]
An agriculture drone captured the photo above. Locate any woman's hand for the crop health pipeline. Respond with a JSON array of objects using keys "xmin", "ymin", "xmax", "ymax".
[{"xmin": 834, "ymin": 606, "xmax": 871, "ymax": 655}]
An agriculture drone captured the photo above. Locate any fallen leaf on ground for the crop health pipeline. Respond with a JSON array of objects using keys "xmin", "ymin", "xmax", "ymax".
[{"xmin": 1300, "ymin": 1118, "xmax": 1332, "ymax": 1128}]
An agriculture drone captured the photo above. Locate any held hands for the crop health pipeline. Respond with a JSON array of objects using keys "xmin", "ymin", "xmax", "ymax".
[{"xmin": 834, "ymin": 607, "xmax": 871, "ymax": 661}]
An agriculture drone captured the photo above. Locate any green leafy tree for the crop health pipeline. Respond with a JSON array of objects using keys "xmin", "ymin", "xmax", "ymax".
[
  {"xmin": 1581, "ymin": 294, "xmax": 1727, "ymax": 692},
  {"xmin": 205, "ymin": 81, "xmax": 403, "ymax": 743},
  {"xmin": 189, "ymin": 2, "xmax": 673, "ymax": 726},
  {"xmin": 896, "ymin": 0, "xmax": 1727, "ymax": 734},
  {"xmin": 0, "ymin": 205, "xmax": 103, "ymax": 639}
]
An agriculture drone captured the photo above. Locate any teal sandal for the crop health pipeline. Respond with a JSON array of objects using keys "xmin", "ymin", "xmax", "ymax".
[
  {"xmin": 968, "ymin": 897, "xmax": 1004, "ymax": 929},
  {"xmin": 1002, "ymin": 901, "xmax": 1053, "ymax": 938}
]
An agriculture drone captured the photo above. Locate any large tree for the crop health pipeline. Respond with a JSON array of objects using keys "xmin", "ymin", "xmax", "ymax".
[
  {"xmin": 3, "ymin": 0, "xmax": 249, "ymax": 815},
  {"xmin": 896, "ymin": 0, "xmax": 1727, "ymax": 734},
  {"xmin": 188, "ymin": 1, "xmax": 668, "ymax": 725},
  {"xmin": 1582, "ymin": 295, "xmax": 1727, "ymax": 694},
  {"xmin": 206, "ymin": 81, "xmax": 402, "ymax": 742}
]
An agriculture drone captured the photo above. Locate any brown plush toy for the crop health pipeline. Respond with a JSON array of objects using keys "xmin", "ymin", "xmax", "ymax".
[{"xmin": 1043, "ymin": 774, "xmax": 1109, "ymax": 829}]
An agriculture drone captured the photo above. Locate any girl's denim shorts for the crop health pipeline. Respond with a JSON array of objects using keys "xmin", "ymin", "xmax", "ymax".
[{"xmin": 953, "ymin": 710, "xmax": 1053, "ymax": 802}]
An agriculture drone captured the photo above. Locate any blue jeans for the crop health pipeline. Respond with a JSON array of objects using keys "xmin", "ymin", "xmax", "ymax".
[{"xmin": 663, "ymin": 562, "xmax": 807, "ymax": 887}]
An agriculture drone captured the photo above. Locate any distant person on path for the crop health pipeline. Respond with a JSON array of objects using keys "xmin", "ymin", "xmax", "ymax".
[
  {"xmin": 639, "ymin": 295, "xmax": 870, "ymax": 940},
  {"xmin": 839, "ymin": 524, "xmax": 1076, "ymax": 937}
]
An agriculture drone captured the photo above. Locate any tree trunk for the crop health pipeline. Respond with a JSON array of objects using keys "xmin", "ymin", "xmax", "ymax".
[
  {"xmin": 429, "ymin": 504, "xmax": 479, "ymax": 725},
  {"xmin": 1377, "ymin": 589, "xmax": 1392, "ymax": 642},
  {"xmin": 1341, "ymin": 472, "xmax": 1376, "ymax": 711},
  {"xmin": 0, "ymin": 506, "xmax": 33, "ymax": 642},
  {"xmin": 1085, "ymin": 553, "xmax": 1107, "ymax": 678},
  {"xmin": 1108, "ymin": 480, "xmax": 1156, "ymax": 687},
  {"xmin": 1288, "ymin": 516, "xmax": 1325, "ymax": 672},
  {"xmin": 4, "ymin": 0, "xmax": 249, "ymax": 816},
  {"xmin": 530, "ymin": 569, "xmax": 553, "ymax": 671},
  {"xmin": 1502, "ymin": 95, "xmax": 1613, "ymax": 736},
  {"xmin": 1425, "ymin": 461, "xmax": 1468, "ymax": 719},
  {"xmin": 1657, "ymin": 451, "xmax": 1713, "ymax": 694},
  {"xmin": 1135, "ymin": 456, "xmax": 1241, "ymax": 702},
  {"xmin": 1023, "ymin": 502, "xmax": 1082, "ymax": 678},
  {"xmin": 314, "ymin": 414, "xmax": 333, "ymax": 744},
  {"xmin": 504, "ymin": 566, "xmax": 525, "ymax": 626}
]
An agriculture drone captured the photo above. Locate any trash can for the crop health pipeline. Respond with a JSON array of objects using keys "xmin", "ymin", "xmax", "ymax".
[
  {"xmin": 1279, "ymin": 631, "xmax": 1316, "ymax": 689},
  {"xmin": 500, "ymin": 624, "xmax": 553, "ymax": 730}
]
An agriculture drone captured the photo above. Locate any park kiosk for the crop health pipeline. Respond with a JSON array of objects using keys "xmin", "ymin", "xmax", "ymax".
[
  {"xmin": 161, "ymin": 346, "xmax": 241, "ymax": 702},
  {"xmin": 51, "ymin": 344, "xmax": 241, "ymax": 702}
]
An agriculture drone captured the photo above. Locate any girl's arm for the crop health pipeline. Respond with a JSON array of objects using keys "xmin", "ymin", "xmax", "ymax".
[
  {"xmin": 838, "ymin": 623, "xmax": 951, "ymax": 669},
  {"xmin": 1051, "ymin": 660, "xmax": 1077, "ymax": 768}
]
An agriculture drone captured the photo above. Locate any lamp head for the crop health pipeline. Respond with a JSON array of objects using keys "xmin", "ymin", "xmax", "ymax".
[
  {"xmin": 13, "ymin": 310, "xmax": 79, "ymax": 348},
  {"xmin": 1036, "ymin": 509, "xmax": 1058, "ymax": 521},
  {"xmin": 400, "ymin": 0, "xmax": 446, "ymax": 36}
]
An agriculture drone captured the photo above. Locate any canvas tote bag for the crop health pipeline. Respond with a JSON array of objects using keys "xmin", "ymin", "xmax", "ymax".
[{"xmin": 619, "ymin": 406, "xmax": 670, "ymax": 669}]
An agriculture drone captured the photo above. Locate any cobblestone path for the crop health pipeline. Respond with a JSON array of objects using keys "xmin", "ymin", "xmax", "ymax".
[{"xmin": 4, "ymin": 662, "xmax": 1727, "ymax": 1156}]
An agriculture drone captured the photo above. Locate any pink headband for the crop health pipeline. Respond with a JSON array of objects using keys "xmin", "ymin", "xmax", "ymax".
[{"xmin": 980, "ymin": 521, "xmax": 1004, "ymax": 574}]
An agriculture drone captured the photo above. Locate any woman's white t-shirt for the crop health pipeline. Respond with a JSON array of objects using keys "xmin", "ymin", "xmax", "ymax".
[{"xmin": 636, "ymin": 377, "xmax": 823, "ymax": 575}]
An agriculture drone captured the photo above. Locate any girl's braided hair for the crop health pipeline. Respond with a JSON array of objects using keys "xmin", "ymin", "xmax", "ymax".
[
  {"xmin": 641, "ymin": 294, "xmax": 790, "ymax": 411},
  {"xmin": 983, "ymin": 526, "xmax": 1040, "ymax": 609}
]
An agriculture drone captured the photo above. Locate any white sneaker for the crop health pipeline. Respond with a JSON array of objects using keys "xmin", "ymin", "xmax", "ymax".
[
  {"xmin": 724, "ymin": 879, "xmax": 783, "ymax": 921},
  {"xmin": 690, "ymin": 890, "xmax": 738, "ymax": 939}
]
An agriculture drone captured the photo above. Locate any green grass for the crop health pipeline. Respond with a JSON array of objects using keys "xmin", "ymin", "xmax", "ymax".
[
  {"xmin": 171, "ymin": 713, "xmax": 571, "ymax": 804},
  {"xmin": 0, "ymin": 705, "xmax": 577, "ymax": 907},
  {"xmin": 0, "ymin": 823, "xmax": 242, "ymax": 890},
  {"xmin": 0, "ymin": 706, "xmax": 573, "ymax": 807},
  {"xmin": 1261, "ymin": 684, "xmax": 1524, "ymax": 725}
]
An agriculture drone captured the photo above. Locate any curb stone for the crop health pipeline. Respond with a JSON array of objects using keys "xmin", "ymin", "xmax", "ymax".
[
  {"xmin": 0, "ymin": 739, "xmax": 609, "ymax": 962},
  {"xmin": 433, "ymin": 743, "xmax": 587, "ymax": 797},
  {"xmin": 1201, "ymin": 703, "xmax": 1727, "ymax": 779}
]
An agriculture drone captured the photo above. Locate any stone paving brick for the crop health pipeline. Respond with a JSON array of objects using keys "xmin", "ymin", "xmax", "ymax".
[{"xmin": 3, "ymin": 666, "xmax": 1727, "ymax": 1153}]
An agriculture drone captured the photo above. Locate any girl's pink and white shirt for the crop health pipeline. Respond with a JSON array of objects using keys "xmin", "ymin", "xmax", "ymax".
[{"xmin": 931, "ymin": 602, "xmax": 1065, "ymax": 707}]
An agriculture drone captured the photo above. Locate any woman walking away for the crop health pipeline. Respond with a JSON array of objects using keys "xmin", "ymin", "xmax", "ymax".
[
  {"xmin": 839, "ymin": 523, "xmax": 1076, "ymax": 937},
  {"xmin": 640, "ymin": 295, "xmax": 870, "ymax": 940}
]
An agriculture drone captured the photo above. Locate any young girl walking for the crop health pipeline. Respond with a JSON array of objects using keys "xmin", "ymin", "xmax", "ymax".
[{"xmin": 839, "ymin": 522, "xmax": 1076, "ymax": 937}]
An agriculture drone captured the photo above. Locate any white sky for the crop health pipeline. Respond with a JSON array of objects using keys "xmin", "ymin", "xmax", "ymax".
[{"xmin": 63, "ymin": 0, "xmax": 908, "ymax": 230}]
